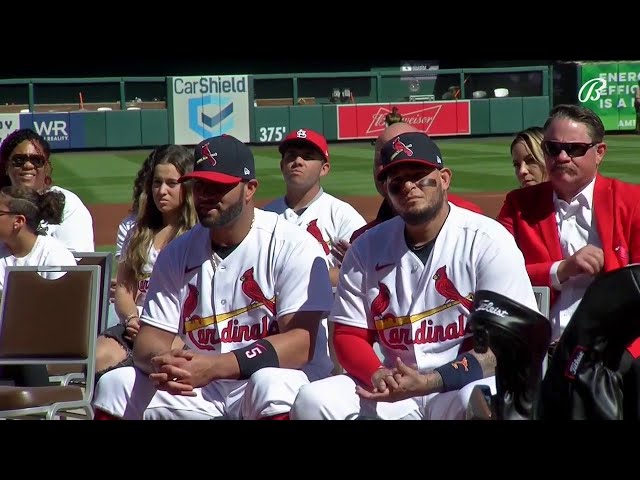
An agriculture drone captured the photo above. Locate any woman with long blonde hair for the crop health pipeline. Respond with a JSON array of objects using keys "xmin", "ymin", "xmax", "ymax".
[
  {"xmin": 95, "ymin": 144, "xmax": 197, "ymax": 378},
  {"xmin": 510, "ymin": 126, "xmax": 548, "ymax": 188}
]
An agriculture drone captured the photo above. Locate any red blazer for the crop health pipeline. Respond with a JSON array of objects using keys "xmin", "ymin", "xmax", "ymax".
[{"xmin": 497, "ymin": 174, "xmax": 640, "ymax": 306}]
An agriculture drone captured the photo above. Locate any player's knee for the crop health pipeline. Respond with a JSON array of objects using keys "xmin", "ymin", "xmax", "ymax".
[
  {"xmin": 290, "ymin": 381, "xmax": 326, "ymax": 420},
  {"xmin": 244, "ymin": 367, "xmax": 310, "ymax": 419},
  {"xmin": 93, "ymin": 366, "xmax": 138, "ymax": 412}
]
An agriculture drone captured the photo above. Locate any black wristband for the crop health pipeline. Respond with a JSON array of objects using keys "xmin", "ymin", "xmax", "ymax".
[
  {"xmin": 232, "ymin": 339, "xmax": 280, "ymax": 380},
  {"xmin": 434, "ymin": 353, "xmax": 483, "ymax": 392}
]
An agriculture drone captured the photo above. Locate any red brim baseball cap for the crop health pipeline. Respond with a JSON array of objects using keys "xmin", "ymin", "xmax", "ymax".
[
  {"xmin": 179, "ymin": 170, "xmax": 242, "ymax": 184},
  {"xmin": 279, "ymin": 128, "xmax": 330, "ymax": 161}
]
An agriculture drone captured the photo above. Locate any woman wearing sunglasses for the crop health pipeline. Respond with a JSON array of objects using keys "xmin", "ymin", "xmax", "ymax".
[
  {"xmin": 510, "ymin": 126, "xmax": 548, "ymax": 188},
  {"xmin": 0, "ymin": 128, "xmax": 94, "ymax": 252},
  {"xmin": 498, "ymin": 103, "xmax": 640, "ymax": 345},
  {"xmin": 0, "ymin": 185, "xmax": 77, "ymax": 386}
]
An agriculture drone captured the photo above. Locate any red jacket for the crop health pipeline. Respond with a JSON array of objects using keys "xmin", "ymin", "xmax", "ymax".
[
  {"xmin": 350, "ymin": 194, "xmax": 484, "ymax": 243},
  {"xmin": 496, "ymin": 174, "xmax": 640, "ymax": 306}
]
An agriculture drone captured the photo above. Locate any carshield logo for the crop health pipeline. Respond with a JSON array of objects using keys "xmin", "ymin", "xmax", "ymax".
[{"xmin": 189, "ymin": 96, "xmax": 235, "ymax": 138}]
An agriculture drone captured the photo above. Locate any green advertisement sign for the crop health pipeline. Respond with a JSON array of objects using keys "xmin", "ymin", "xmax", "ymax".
[{"xmin": 578, "ymin": 62, "xmax": 640, "ymax": 131}]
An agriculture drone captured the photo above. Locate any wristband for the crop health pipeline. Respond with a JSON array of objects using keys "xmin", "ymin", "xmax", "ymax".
[
  {"xmin": 232, "ymin": 339, "xmax": 280, "ymax": 380},
  {"xmin": 434, "ymin": 353, "xmax": 483, "ymax": 392}
]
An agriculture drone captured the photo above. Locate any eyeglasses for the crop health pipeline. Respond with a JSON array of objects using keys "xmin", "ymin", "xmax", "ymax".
[
  {"xmin": 8, "ymin": 154, "xmax": 47, "ymax": 168},
  {"xmin": 0, "ymin": 210, "xmax": 17, "ymax": 216},
  {"xmin": 386, "ymin": 173, "xmax": 433, "ymax": 196},
  {"xmin": 541, "ymin": 141, "xmax": 598, "ymax": 158}
]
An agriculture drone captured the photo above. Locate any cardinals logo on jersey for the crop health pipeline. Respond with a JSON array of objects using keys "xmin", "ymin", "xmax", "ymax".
[
  {"xmin": 306, "ymin": 219, "xmax": 330, "ymax": 255},
  {"xmin": 432, "ymin": 265, "xmax": 473, "ymax": 311},
  {"xmin": 180, "ymin": 269, "xmax": 278, "ymax": 352},
  {"xmin": 240, "ymin": 267, "xmax": 276, "ymax": 315},
  {"xmin": 370, "ymin": 275, "xmax": 470, "ymax": 351}
]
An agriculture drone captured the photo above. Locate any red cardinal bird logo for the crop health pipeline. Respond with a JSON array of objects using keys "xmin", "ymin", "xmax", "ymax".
[
  {"xmin": 370, "ymin": 281, "xmax": 407, "ymax": 351},
  {"xmin": 200, "ymin": 143, "xmax": 217, "ymax": 167},
  {"xmin": 392, "ymin": 137, "xmax": 414, "ymax": 157},
  {"xmin": 181, "ymin": 284, "xmax": 200, "ymax": 333},
  {"xmin": 306, "ymin": 219, "xmax": 330, "ymax": 255},
  {"xmin": 432, "ymin": 266, "xmax": 473, "ymax": 311},
  {"xmin": 240, "ymin": 267, "xmax": 276, "ymax": 315},
  {"xmin": 181, "ymin": 284, "xmax": 218, "ymax": 351}
]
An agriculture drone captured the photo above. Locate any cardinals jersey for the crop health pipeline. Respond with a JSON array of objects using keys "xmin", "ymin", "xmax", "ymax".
[
  {"xmin": 139, "ymin": 208, "xmax": 335, "ymax": 380},
  {"xmin": 263, "ymin": 190, "xmax": 366, "ymax": 267},
  {"xmin": 330, "ymin": 203, "xmax": 539, "ymax": 372}
]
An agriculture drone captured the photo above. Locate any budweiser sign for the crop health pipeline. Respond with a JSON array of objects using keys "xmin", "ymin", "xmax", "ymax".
[{"xmin": 337, "ymin": 101, "xmax": 470, "ymax": 140}]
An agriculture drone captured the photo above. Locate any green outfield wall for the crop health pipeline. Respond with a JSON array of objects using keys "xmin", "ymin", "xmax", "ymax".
[{"xmin": 0, "ymin": 67, "xmax": 552, "ymax": 150}]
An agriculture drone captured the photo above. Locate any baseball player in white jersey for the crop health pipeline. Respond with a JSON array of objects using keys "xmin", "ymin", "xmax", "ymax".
[
  {"xmin": 263, "ymin": 128, "xmax": 366, "ymax": 374},
  {"xmin": 290, "ymin": 131, "xmax": 540, "ymax": 420},
  {"xmin": 263, "ymin": 128, "xmax": 366, "ymax": 285},
  {"xmin": 92, "ymin": 134, "xmax": 334, "ymax": 420}
]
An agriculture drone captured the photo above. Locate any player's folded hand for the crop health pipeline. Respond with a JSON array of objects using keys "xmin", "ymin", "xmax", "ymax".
[
  {"xmin": 149, "ymin": 350, "xmax": 197, "ymax": 396},
  {"xmin": 356, "ymin": 357, "xmax": 428, "ymax": 402}
]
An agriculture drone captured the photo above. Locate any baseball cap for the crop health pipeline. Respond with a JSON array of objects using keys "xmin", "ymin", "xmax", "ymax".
[
  {"xmin": 279, "ymin": 128, "xmax": 330, "ymax": 162},
  {"xmin": 377, "ymin": 132, "xmax": 444, "ymax": 181},
  {"xmin": 179, "ymin": 134, "xmax": 255, "ymax": 185}
]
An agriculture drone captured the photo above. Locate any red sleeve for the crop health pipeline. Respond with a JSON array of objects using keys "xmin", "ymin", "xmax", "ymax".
[
  {"xmin": 497, "ymin": 194, "xmax": 554, "ymax": 288},
  {"xmin": 630, "ymin": 197, "xmax": 640, "ymax": 264},
  {"xmin": 448, "ymin": 194, "xmax": 484, "ymax": 215},
  {"xmin": 333, "ymin": 323, "xmax": 382, "ymax": 387},
  {"xmin": 526, "ymin": 263, "xmax": 555, "ymax": 288},
  {"xmin": 496, "ymin": 194, "xmax": 515, "ymax": 235}
]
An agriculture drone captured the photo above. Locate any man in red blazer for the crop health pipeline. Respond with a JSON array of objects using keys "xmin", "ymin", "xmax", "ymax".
[
  {"xmin": 350, "ymin": 122, "xmax": 483, "ymax": 243},
  {"xmin": 497, "ymin": 104, "xmax": 640, "ymax": 343}
]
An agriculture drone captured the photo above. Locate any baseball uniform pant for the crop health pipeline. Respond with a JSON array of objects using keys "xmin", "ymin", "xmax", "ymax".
[
  {"xmin": 93, "ymin": 365, "xmax": 311, "ymax": 419},
  {"xmin": 290, "ymin": 374, "xmax": 496, "ymax": 420}
]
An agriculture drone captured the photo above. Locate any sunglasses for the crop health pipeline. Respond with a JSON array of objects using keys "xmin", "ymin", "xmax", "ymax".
[
  {"xmin": 541, "ymin": 141, "xmax": 598, "ymax": 158},
  {"xmin": 386, "ymin": 173, "xmax": 434, "ymax": 196},
  {"xmin": 9, "ymin": 154, "xmax": 47, "ymax": 168}
]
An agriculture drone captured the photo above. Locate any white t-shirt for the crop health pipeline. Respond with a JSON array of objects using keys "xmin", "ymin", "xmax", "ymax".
[
  {"xmin": 0, "ymin": 235, "xmax": 77, "ymax": 294},
  {"xmin": 262, "ymin": 190, "xmax": 366, "ymax": 267},
  {"xmin": 115, "ymin": 213, "xmax": 136, "ymax": 259},
  {"xmin": 330, "ymin": 203, "xmax": 540, "ymax": 373},
  {"xmin": 119, "ymin": 226, "xmax": 159, "ymax": 313},
  {"xmin": 140, "ymin": 208, "xmax": 335, "ymax": 380},
  {"xmin": 42, "ymin": 186, "xmax": 95, "ymax": 252}
]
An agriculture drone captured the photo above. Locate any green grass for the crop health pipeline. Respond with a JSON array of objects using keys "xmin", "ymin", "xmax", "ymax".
[{"xmin": 51, "ymin": 134, "xmax": 640, "ymax": 206}]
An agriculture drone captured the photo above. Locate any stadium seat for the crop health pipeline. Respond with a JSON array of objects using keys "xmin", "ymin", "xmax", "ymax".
[
  {"xmin": 47, "ymin": 252, "xmax": 113, "ymax": 386},
  {"xmin": 0, "ymin": 265, "xmax": 101, "ymax": 419}
]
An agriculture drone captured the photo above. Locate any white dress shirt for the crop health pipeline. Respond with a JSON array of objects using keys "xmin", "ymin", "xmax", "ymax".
[{"xmin": 548, "ymin": 176, "xmax": 602, "ymax": 341}]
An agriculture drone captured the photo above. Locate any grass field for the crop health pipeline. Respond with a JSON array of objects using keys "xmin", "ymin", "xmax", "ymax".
[{"xmin": 51, "ymin": 134, "xmax": 640, "ymax": 207}]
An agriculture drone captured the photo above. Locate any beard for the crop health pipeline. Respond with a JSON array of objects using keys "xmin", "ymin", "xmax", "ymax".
[
  {"xmin": 198, "ymin": 191, "xmax": 244, "ymax": 228},
  {"xmin": 399, "ymin": 186, "xmax": 446, "ymax": 226}
]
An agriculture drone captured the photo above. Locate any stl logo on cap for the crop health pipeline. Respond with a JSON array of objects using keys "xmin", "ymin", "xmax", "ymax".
[
  {"xmin": 296, "ymin": 129, "xmax": 308, "ymax": 139},
  {"xmin": 198, "ymin": 143, "xmax": 217, "ymax": 167},
  {"xmin": 391, "ymin": 136, "xmax": 414, "ymax": 160}
]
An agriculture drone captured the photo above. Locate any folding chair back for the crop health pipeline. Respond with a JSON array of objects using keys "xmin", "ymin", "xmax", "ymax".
[
  {"xmin": 74, "ymin": 251, "xmax": 113, "ymax": 335},
  {"xmin": 0, "ymin": 265, "xmax": 100, "ymax": 419}
]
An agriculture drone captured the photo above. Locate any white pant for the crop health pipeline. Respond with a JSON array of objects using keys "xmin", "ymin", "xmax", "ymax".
[
  {"xmin": 290, "ymin": 374, "xmax": 496, "ymax": 420},
  {"xmin": 93, "ymin": 366, "xmax": 312, "ymax": 420}
]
